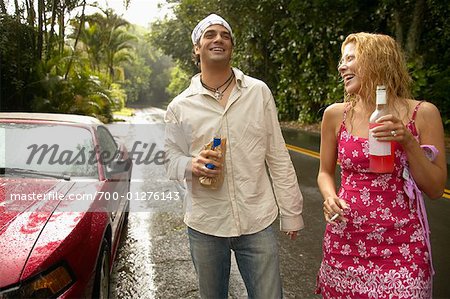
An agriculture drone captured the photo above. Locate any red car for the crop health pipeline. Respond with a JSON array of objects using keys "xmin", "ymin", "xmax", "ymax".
[{"xmin": 0, "ymin": 113, "xmax": 132, "ymax": 298}]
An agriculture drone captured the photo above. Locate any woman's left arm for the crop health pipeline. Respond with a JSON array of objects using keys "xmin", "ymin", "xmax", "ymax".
[
  {"xmin": 374, "ymin": 102, "xmax": 447, "ymax": 199},
  {"xmin": 405, "ymin": 102, "xmax": 447, "ymax": 198}
]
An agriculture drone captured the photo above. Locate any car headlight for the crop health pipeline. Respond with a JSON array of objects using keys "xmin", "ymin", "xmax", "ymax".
[{"xmin": 0, "ymin": 263, "xmax": 75, "ymax": 298}]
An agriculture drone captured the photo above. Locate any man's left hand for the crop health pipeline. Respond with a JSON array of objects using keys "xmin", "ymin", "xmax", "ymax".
[{"xmin": 286, "ymin": 231, "xmax": 298, "ymax": 240}]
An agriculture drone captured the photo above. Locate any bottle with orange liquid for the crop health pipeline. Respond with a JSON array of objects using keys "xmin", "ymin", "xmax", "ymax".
[{"xmin": 369, "ymin": 85, "xmax": 394, "ymax": 173}]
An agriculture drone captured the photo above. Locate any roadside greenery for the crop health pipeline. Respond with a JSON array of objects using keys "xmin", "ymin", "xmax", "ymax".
[
  {"xmin": 0, "ymin": 0, "xmax": 449, "ymax": 131},
  {"xmin": 0, "ymin": 0, "xmax": 171, "ymax": 122},
  {"xmin": 150, "ymin": 0, "xmax": 450, "ymax": 131}
]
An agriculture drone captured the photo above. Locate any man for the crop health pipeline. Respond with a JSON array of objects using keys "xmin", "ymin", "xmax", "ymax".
[{"xmin": 164, "ymin": 13, "xmax": 304, "ymax": 299}]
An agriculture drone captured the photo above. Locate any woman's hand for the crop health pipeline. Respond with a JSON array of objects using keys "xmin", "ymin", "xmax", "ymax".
[
  {"xmin": 322, "ymin": 195, "xmax": 348, "ymax": 223},
  {"xmin": 371, "ymin": 114, "xmax": 415, "ymax": 147}
]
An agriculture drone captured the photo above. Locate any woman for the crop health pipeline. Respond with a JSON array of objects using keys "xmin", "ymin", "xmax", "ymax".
[{"xmin": 316, "ymin": 32, "xmax": 447, "ymax": 298}]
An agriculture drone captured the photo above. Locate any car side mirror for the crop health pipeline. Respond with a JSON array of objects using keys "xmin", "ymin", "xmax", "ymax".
[{"xmin": 106, "ymin": 158, "xmax": 132, "ymax": 176}]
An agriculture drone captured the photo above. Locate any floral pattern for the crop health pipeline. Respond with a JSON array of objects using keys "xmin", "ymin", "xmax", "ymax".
[{"xmin": 316, "ymin": 105, "xmax": 432, "ymax": 299}]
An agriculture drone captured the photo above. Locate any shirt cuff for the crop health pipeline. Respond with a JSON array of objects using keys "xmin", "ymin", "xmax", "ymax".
[
  {"xmin": 178, "ymin": 156, "xmax": 192, "ymax": 181},
  {"xmin": 280, "ymin": 215, "xmax": 304, "ymax": 232}
]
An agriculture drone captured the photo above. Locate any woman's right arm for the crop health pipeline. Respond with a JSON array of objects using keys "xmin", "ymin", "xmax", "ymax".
[{"xmin": 317, "ymin": 104, "xmax": 348, "ymax": 221}]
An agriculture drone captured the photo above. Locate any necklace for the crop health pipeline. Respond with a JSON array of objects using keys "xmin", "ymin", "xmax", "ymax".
[{"xmin": 201, "ymin": 71, "xmax": 235, "ymax": 100}]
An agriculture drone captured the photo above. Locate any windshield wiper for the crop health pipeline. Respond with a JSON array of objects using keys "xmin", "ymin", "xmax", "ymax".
[{"xmin": 0, "ymin": 167, "xmax": 71, "ymax": 181}]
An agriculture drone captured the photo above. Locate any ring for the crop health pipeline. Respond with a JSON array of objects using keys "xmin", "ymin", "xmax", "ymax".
[{"xmin": 391, "ymin": 130, "xmax": 397, "ymax": 137}]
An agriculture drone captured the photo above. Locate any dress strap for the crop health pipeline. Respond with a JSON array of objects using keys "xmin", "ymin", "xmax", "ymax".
[
  {"xmin": 407, "ymin": 101, "xmax": 424, "ymax": 137},
  {"xmin": 411, "ymin": 101, "xmax": 424, "ymax": 121}
]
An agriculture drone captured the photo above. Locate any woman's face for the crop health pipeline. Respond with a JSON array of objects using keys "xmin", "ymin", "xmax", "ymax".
[{"xmin": 338, "ymin": 42, "xmax": 361, "ymax": 95}]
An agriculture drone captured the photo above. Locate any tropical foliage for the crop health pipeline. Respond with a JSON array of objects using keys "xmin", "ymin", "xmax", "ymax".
[
  {"xmin": 0, "ymin": 0, "xmax": 172, "ymax": 122},
  {"xmin": 0, "ymin": 0, "xmax": 449, "ymax": 130},
  {"xmin": 150, "ymin": 0, "xmax": 450, "ymax": 130}
]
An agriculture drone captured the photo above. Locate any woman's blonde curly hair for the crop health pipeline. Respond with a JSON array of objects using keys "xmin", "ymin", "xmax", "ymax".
[{"xmin": 341, "ymin": 32, "xmax": 413, "ymax": 113}]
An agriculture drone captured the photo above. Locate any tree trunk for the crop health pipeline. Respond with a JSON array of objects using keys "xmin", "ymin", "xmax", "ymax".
[
  {"xmin": 14, "ymin": 0, "xmax": 19, "ymax": 20},
  {"xmin": 24, "ymin": 0, "xmax": 37, "ymax": 61},
  {"xmin": 27, "ymin": 0, "xmax": 35, "ymax": 28},
  {"xmin": 406, "ymin": 0, "xmax": 426, "ymax": 57},
  {"xmin": 37, "ymin": 0, "xmax": 43, "ymax": 59},
  {"xmin": 65, "ymin": 0, "xmax": 86, "ymax": 79},
  {"xmin": 58, "ymin": 0, "xmax": 65, "ymax": 54},
  {"xmin": 393, "ymin": 10, "xmax": 403, "ymax": 46},
  {"xmin": 46, "ymin": 0, "xmax": 58, "ymax": 59},
  {"xmin": 0, "ymin": 0, "xmax": 6, "ymax": 14},
  {"xmin": 41, "ymin": 0, "xmax": 48, "ymax": 58}
]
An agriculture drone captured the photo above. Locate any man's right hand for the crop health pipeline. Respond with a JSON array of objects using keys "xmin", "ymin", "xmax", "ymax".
[{"xmin": 192, "ymin": 149, "xmax": 223, "ymax": 177}]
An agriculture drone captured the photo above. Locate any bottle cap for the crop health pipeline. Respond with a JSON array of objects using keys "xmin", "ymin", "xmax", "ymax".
[
  {"xmin": 212, "ymin": 137, "xmax": 221, "ymax": 149},
  {"xmin": 376, "ymin": 85, "xmax": 387, "ymax": 104}
]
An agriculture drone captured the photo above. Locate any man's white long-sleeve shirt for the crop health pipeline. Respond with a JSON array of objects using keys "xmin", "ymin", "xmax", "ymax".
[{"xmin": 164, "ymin": 67, "xmax": 304, "ymax": 237}]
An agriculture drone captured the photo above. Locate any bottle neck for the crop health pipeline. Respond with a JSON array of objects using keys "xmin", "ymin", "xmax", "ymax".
[{"xmin": 376, "ymin": 102, "xmax": 387, "ymax": 109}]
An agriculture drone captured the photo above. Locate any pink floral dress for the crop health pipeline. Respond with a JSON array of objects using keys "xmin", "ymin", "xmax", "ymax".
[{"xmin": 316, "ymin": 103, "xmax": 432, "ymax": 299}]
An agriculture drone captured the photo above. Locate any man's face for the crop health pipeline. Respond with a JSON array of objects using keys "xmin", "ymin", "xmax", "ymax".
[{"xmin": 195, "ymin": 24, "xmax": 233, "ymax": 65}]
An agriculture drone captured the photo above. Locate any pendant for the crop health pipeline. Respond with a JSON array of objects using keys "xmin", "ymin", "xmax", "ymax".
[{"xmin": 214, "ymin": 90, "xmax": 222, "ymax": 100}]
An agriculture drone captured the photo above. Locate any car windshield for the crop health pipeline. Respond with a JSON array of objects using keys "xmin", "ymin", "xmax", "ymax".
[{"xmin": 0, "ymin": 122, "xmax": 98, "ymax": 178}]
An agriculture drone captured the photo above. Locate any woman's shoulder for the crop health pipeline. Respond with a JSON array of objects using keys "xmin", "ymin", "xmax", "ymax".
[
  {"xmin": 408, "ymin": 99, "xmax": 444, "ymax": 135},
  {"xmin": 417, "ymin": 100, "xmax": 439, "ymax": 113},
  {"xmin": 321, "ymin": 102, "xmax": 348, "ymax": 134},
  {"xmin": 409, "ymin": 99, "xmax": 441, "ymax": 119},
  {"xmin": 323, "ymin": 102, "xmax": 347, "ymax": 118}
]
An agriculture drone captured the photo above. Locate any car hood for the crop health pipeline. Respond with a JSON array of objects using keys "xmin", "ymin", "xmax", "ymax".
[{"xmin": 0, "ymin": 178, "xmax": 74, "ymax": 288}]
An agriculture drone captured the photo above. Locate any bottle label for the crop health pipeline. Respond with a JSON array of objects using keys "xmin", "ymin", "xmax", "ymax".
[{"xmin": 369, "ymin": 123, "xmax": 391, "ymax": 156}]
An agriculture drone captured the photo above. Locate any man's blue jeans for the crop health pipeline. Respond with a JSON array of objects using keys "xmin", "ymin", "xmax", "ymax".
[{"xmin": 187, "ymin": 225, "xmax": 283, "ymax": 299}]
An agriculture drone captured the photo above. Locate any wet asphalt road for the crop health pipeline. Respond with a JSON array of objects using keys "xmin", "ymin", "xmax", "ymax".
[{"xmin": 107, "ymin": 109, "xmax": 450, "ymax": 299}]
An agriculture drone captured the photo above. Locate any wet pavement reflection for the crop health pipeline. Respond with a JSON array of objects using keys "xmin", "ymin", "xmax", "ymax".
[
  {"xmin": 107, "ymin": 111, "xmax": 449, "ymax": 298},
  {"xmin": 110, "ymin": 212, "xmax": 155, "ymax": 298}
]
